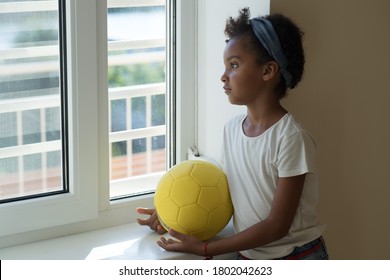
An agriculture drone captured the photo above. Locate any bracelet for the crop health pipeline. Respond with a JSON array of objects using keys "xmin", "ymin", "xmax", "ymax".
[{"xmin": 203, "ymin": 242, "xmax": 213, "ymax": 260}]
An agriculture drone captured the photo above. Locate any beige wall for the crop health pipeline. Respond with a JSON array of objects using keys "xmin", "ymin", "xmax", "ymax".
[{"xmin": 271, "ymin": 0, "xmax": 390, "ymax": 259}]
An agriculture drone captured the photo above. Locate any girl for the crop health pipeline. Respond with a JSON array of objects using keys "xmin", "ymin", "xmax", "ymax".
[{"xmin": 137, "ymin": 8, "xmax": 328, "ymax": 260}]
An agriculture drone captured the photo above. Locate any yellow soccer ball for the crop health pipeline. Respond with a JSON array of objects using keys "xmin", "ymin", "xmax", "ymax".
[{"xmin": 154, "ymin": 160, "xmax": 233, "ymax": 241}]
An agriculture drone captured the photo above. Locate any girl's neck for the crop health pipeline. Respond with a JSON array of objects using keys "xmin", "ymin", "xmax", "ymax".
[{"xmin": 243, "ymin": 103, "xmax": 287, "ymax": 137}]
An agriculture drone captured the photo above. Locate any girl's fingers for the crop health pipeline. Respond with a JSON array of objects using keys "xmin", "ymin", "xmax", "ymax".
[
  {"xmin": 136, "ymin": 207, "xmax": 156, "ymax": 215},
  {"xmin": 136, "ymin": 218, "xmax": 149, "ymax": 226},
  {"xmin": 156, "ymin": 225, "xmax": 167, "ymax": 234},
  {"xmin": 168, "ymin": 228, "xmax": 186, "ymax": 240},
  {"xmin": 137, "ymin": 208, "xmax": 167, "ymax": 234},
  {"xmin": 157, "ymin": 237, "xmax": 180, "ymax": 250},
  {"xmin": 150, "ymin": 214, "xmax": 161, "ymax": 230}
]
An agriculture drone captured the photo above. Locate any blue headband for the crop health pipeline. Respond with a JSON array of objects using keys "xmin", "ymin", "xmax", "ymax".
[{"xmin": 249, "ymin": 17, "xmax": 292, "ymax": 88}]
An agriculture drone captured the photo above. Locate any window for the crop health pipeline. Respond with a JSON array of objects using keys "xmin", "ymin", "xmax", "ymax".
[
  {"xmin": 0, "ymin": 0, "xmax": 101, "ymax": 237},
  {"xmin": 107, "ymin": 0, "xmax": 170, "ymax": 199},
  {"xmin": 0, "ymin": 0, "xmax": 68, "ymax": 203}
]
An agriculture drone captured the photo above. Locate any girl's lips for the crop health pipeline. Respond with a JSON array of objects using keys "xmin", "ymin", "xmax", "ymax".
[{"xmin": 223, "ymin": 86, "xmax": 231, "ymax": 93}]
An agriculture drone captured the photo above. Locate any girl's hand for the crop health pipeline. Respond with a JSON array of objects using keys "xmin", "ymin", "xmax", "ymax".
[
  {"xmin": 157, "ymin": 228, "xmax": 204, "ymax": 256},
  {"xmin": 136, "ymin": 207, "xmax": 167, "ymax": 235}
]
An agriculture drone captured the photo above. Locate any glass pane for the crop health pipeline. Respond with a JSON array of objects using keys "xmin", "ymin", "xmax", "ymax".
[
  {"xmin": 0, "ymin": 0, "xmax": 65, "ymax": 202},
  {"xmin": 108, "ymin": 0, "xmax": 167, "ymax": 198}
]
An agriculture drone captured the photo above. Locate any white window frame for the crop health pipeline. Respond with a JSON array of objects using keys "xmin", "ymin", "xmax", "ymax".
[{"xmin": 0, "ymin": 0, "xmax": 99, "ymax": 238}]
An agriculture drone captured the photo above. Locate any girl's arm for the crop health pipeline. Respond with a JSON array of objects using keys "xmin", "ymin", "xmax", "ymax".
[{"xmin": 157, "ymin": 174, "xmax": 306, "ymax": 257}]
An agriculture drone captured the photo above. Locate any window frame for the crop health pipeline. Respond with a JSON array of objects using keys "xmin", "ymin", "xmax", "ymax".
[
  {"xmin": 0, "ymin": 0, "xmax": 197, "ymax": 247},
  {"xmin": 106, "ymin": 2, "xmax": 169, "ymax": 199},
  {"xmin": 0, "ymin": 0, "xmax": 99, "ymax": 238}
]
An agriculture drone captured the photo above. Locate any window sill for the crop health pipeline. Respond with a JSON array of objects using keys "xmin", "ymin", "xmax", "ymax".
[{"xmin": 0, "ymin": 221, "xmax": 236, "ymax": 260}]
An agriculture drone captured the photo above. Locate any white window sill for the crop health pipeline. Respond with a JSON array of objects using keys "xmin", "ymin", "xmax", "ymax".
[{"xmin": 0, "ymin": 221, "xmax": 236, "ymax": 260}]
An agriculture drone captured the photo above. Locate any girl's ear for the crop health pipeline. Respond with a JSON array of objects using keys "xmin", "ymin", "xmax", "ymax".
[{"xmin": 262, "ymin": 61, "xmax": 279, "ymax": 82}]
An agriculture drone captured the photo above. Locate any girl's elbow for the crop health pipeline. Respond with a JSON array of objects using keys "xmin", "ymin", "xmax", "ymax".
[
  {"xmin": 276, "ymin": 226, "xmax": 290, "ymax": 239},
  {"xmin": 264, "ymin": 216, "xmax": 293, "ymax": 241},
  {"xmin": 270, "ymin": 221, "xmax": 291, "ymax": 240}
]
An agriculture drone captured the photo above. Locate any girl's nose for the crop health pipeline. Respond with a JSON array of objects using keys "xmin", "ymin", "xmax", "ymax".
[{"xmin": 220, "ymin": 71, "xmax": 227, "ymax": 82}]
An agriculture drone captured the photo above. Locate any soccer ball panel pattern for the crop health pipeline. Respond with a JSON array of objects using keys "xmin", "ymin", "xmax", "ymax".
[{"xmin": 154, "ymin": 160, "xmax": 233, "ymax": 241}]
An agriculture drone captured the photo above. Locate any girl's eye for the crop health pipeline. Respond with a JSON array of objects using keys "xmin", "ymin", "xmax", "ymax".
[{"xmin": 230, "ymin": 62, "xmax": 238, "ymax": 69}]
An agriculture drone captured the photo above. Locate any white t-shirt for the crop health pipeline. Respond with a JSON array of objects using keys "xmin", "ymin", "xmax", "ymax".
[{"xmin": 221, "ymin": 113, "xmax": 325, "ymax": 259}]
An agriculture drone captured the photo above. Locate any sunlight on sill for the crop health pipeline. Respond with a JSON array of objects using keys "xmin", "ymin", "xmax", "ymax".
[{"xmin": 0, "ymin": 221, "xmax": 236, "ymax": 260}]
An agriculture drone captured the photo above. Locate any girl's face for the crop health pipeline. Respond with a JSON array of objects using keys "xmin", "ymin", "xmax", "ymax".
[{"xmin": 220, "ymin": 37, "xmax": 265, "ymax": 105}]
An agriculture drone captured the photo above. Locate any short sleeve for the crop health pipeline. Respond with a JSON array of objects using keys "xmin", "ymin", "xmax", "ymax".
[{"xmin": 277, "ymin": 130, "xmax": 317, "ymax": 178}]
